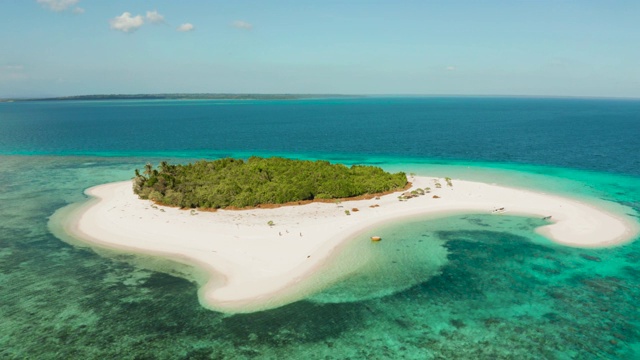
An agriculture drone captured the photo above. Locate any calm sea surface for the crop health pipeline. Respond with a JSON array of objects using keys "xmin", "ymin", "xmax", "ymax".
[{"xmin": 1, "ymin": 97, "xmax": 639, "ymax": 359}]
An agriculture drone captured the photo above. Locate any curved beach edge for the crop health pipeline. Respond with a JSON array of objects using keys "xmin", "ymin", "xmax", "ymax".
[{"xmin": 48, "ymin": 176, "xmax": 640, "ymax": 313}]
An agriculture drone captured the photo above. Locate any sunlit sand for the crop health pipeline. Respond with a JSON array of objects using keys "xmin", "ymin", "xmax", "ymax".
[{"xmin": 51, "ymin": 176, "xmax": 639, "ymax": 313}]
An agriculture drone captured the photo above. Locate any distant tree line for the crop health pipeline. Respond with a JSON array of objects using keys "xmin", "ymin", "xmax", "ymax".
[
  {"xmin": 19, "ymin": 93, "xmax": 361, "ymax": 102},
  {"xmin": 133, "ymin": 157, "xmax": 407, "ymax": 209}
]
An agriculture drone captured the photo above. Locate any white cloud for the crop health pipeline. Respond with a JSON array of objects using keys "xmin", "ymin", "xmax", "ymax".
[
  {"xmin": 37, "ymin": 0, "xmax": 80, "ymax": 12},
  {"xmin": 3, "ymin": 73, "xmax": 28, "ymax": 81},
  {"xmin": 1, "ymin": 64, "xmax": 28, "ymax": 81},
  {"xmin": 146, "ymin": 10, "xmax": 165, "ymax": 24},
  {"xmin": 445, "ymin": 66, "xmax": 456, "ymax": 71},
  {"xmin": 110, "ymin": 12, "xmax": 144, "ymax": 33},
  {"xmin": 72, "ymin": 7, "xmax": 84, "ymax": 14},
  {"xmin": 3, "ymin": 65, "xmax": 24, "ymax": 71},
  {"xmin": 232, "ymin": 20, "xmax": 253, "ymax": 30},
  {"xmin": 177, "ymin": 23, "xmax": 194, "ymax": 32}
]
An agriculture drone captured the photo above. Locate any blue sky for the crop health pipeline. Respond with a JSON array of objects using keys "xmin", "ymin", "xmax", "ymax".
[{"xmin": 1, "ymin": 0, "xmax": 639, "ymax": 98}]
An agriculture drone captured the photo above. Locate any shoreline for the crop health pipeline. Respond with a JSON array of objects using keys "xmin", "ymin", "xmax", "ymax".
[{"xmin": 49, "ymin": 176, "xmax": 640, "ymax": 313}]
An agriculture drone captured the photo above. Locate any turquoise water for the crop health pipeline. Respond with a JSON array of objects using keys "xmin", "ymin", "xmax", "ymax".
[
  {"xmin": 1, "ymin": 98, "xmax": 640, "ymax": 359},
  {"xmin": 2, "ymin": 156, "xmax": 639, "ymax": 359},
  {"xmin": 2, "ymin": 97, "xmax": 640, "ymax": 175}
]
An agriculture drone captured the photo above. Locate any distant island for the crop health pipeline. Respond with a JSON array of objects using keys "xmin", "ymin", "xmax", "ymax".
[
  {"xmin": 3, "ymin": 93, "xmax": 362, "ymax": 102},
  {"xmin": 134, "ymin": 157, "xmax": 408, "ymax": 209}
]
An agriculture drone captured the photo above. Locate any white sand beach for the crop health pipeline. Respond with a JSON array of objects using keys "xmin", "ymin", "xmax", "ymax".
[{"xmin": 53, "ymin": 176, "xmax": 640, "ymax": 313}]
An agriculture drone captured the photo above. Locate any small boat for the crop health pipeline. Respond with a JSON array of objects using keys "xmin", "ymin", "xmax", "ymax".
[{"xmin": 370, "ymin": 236, "xmax": 382, "ymax": 242}]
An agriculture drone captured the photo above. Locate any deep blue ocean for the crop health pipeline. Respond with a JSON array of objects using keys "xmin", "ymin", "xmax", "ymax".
[{"xmin": 1, "ymin": 97, "xmax": 639, "ymax": 359}]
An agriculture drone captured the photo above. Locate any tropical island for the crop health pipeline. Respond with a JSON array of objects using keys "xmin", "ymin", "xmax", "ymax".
[
  {"xmin": 50, "ymin": 158, "xmax": 640, "ymax": 314},
  {"xmin": 133, "ymin": 157, "xmax": 408, "ymax": 209},
  {"xmin": 5, "ymin": 93, "xmax": 360, "ymax": 102}
]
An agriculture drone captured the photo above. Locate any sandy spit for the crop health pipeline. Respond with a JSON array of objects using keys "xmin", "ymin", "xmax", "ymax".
[{"xmin": 50, "ymin": 176, "xmax": 640, "ymax": 313}]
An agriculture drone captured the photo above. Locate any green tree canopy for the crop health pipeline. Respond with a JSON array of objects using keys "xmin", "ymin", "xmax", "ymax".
[{"xmin": 133, "ymin": 157, "xmax": 407, "ymax": 209}]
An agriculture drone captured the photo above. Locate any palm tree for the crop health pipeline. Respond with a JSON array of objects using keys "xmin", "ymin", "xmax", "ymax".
[
  {"xmin": 133, "ymin": 169, "xmax": 145, "ymax": 194},
  {"xmin": 144, "ymin": 163, "xmax": 153, "ymax": 177},
  {"xmin": 160, "ymin": 161, "xmax": 169, "ymax": 174}
]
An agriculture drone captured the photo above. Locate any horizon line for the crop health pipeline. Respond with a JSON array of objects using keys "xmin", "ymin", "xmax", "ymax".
[{"xmin": 2, "ymin": 93, "xmax": 640, "ymax": 102}]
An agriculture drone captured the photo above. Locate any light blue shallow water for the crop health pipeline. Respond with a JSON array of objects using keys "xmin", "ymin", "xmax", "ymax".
[{"xmin": 1, "ymin": 97, "xmax": 639, "ymax": 359}]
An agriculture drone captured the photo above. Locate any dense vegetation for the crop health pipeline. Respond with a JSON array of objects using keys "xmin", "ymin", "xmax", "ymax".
[
  {"xmin": 16, "ymin": 93, "xmax": 359, "ymax": 102},
  {"xmin": 133, "ymin": 157, "xmax": 407, "ymax": 209}
]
